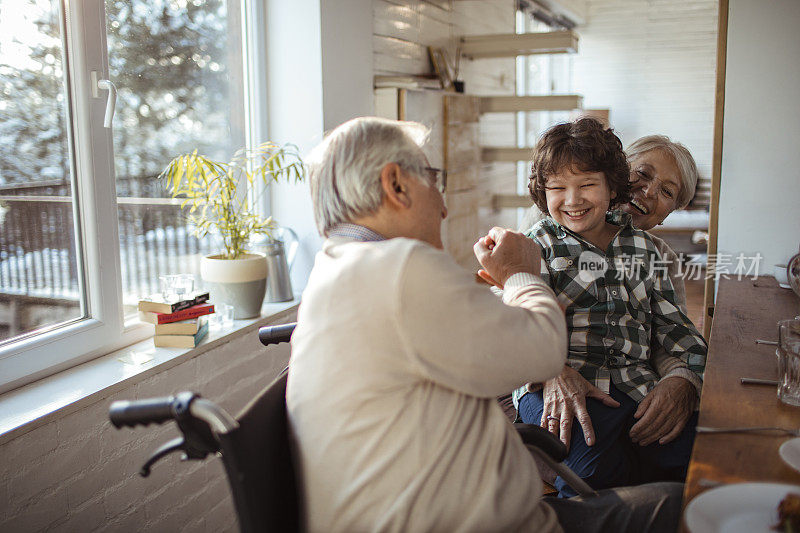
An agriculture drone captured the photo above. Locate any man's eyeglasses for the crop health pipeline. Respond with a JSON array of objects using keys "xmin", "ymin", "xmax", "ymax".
[{"xmin": 424, "ymin": 167, "xmax": 447, "ymax": 194}]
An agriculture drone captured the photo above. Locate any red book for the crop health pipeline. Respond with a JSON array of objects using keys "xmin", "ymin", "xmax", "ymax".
[{"xmin": 139, "ymin": 303, "xmax": 215, "ymax": 325}]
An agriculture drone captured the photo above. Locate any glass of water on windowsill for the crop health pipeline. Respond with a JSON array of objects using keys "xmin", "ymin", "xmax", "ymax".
[
  {"xmin": 159, "ymin": 273, "xmax": 194, "ymax": 301},
  {"xmin": 173, "ymin": 274, "xmax": 194, "ymax": 299},
  {"xmin": 210, "ymin": 303, "xmax": 235, "ymax": 331}
]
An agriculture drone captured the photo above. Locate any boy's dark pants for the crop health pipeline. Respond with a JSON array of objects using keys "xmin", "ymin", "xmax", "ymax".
[{"xmin": 518, "ymin": 383, "xmax": 698, "ymax": 498}]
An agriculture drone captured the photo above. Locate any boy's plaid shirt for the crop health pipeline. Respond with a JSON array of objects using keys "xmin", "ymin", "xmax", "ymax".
[{"xmin": 513, "ymin": 211, "xmax": 707, "ymax": 406}]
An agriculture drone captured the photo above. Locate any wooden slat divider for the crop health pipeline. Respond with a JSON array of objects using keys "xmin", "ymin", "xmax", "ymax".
[{"xmin": 703, "ymin": 0, "xmax": 730, "ymax": 339}]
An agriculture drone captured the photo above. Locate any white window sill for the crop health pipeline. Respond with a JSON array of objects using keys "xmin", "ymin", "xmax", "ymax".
[{"xmin": 0, "ymin": 299, "xmax": 299, "ymax": 445}]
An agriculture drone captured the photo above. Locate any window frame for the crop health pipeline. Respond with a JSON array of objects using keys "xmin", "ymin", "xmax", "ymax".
[
  {"xmin": 0, "ymin": 0, "xmax": 265, "ymax": 394},
  {"xmin": 242, "ymin": 0, "xmax": 272, "ymax": 222}
]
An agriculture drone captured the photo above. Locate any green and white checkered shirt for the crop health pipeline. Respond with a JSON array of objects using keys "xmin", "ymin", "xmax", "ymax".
[{"xmin": 513, "ymin": 211, "xmax": 707, "ymax": 406}]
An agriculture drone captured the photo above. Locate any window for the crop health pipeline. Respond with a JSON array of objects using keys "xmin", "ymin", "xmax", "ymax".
[
  {"xmin": 0, "ymin": 0, "xmax": 263, "ymax": 393},
  {"xmin": 514, "ymin": 8, "xmax": 574, "ymax": 227},
  {"xmin": 106, "ymin": 0, "xmax": 246, "ymax": 314},
  {"xmin": 515, "ymin": 9, "xmax": 574, "ymax": 148},
  {"xmin": 0, "ymin": 1, "xmax": 81, "ymax": 340}
]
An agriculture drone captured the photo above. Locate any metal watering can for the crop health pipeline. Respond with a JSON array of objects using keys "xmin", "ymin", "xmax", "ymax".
[
  {"xmin": 788, "ymin": 243, "xmax": 800, "ymax": 300},
  {"xmin": 263, "ymin": 227, "xmax": 299, "ymax": 302}
]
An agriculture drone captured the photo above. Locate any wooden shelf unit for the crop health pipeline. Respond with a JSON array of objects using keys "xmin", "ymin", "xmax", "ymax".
[
  {"xmin": 469, "ymin": 32, "xmax": 582, "ymax": 168},
  {"xmin": 481, "ymin": 147, "xmax": 531, "ymax": 163},
  {"xmin": 492, "ymin": 194, "xmax": 533, "ymax": 210},
  {"xmin": 480, "ymin": 95, "xmax": 583, "ymax": 113},
  {"xmin": 460, "ymin": 30, "xmax": 578, "ymax": 59}
]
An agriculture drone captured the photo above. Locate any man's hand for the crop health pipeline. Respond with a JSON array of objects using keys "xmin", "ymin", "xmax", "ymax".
[
  {"xmin": 629, "ymin": 376, "xmax": 697, "ymax": 446},
  {"xmin": 475, "ymin": 269, "xmax": 502, "ymax": 288},
  {"xmin": 541, "ymin": 365, "xmax": 620, "ymax": 450},
  {"xmin": 473, "ymin": 227, "xmax": 541, "ymax": 287}
]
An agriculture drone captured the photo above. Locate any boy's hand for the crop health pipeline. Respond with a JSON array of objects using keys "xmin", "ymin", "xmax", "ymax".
[{"xmin": 473, "ymin": 227, "xmax": 541, "ymax": 286}]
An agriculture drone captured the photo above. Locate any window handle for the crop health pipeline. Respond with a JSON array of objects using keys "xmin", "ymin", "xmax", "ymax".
[
  {"xmin": 97, "ymin": 79, "xmax": 117, "ymax": 128},
  {"xmin": 91, "ymin": 71, "xmax": 117, "ymax": 128}
]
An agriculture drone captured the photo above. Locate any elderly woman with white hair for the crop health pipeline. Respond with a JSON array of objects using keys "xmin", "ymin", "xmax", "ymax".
[
  {"xmin": 620, "ymin": 136, "xmax": 703, "ymax": 447},
  {"xmin": 519, "ymin": 133, "xmax": 704, "ymax": 496},
  {"xmin": 621, "ymin": 135, "xmax": 699, "ymax": 310}
]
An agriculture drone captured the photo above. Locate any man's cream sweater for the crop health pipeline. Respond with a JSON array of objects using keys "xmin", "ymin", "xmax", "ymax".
[{"xmin": 287, "ymin": 236, "xmax": 567, "ymax": 532}]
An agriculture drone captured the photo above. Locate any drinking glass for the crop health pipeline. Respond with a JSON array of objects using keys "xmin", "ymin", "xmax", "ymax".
[
  {"xmin": 173, "ymin": 274, "xmax": 195, "ymax": 299},
  {"xmin": 218, "ymin": 303, "xmax": 235, "ymax": 329},
  {"xmin": 211, "ymin": 303, "xmax": 235, "ymax": 331},
  {"xmin": 777, "ymin": 318, "xmax": 800, "ymax": 406},
  {"xmin": 159, "ymin": 274, "xmax": 178, "ymax": 300}
]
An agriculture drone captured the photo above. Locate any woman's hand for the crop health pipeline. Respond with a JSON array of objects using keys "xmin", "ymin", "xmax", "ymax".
[
  {"xmin": 629, "ymin": 376, "xmax": 697, "ymax": 446},
  {"xmin": 541, "ymin": 365, "xmax": 620, "ymax": 450}
]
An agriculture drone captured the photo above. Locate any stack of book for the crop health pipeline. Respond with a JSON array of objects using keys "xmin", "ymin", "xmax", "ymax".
[{"xmin": 138, "ymin": 291, "xmax": 215, "ymax": 348}]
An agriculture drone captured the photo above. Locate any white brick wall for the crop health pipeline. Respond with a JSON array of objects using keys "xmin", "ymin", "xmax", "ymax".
[
  {"xmin": 0, "ymin": 312, "xmax": 294, "ymax": 532},
  {"xmin": 572, "ymin": 0, "xmax": 718, "ymax": 204}
]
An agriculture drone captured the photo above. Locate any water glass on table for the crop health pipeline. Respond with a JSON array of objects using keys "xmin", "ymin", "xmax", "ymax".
[{"xmin": 777, "ymin": 318, "xmax": 800, "ymax": 406}]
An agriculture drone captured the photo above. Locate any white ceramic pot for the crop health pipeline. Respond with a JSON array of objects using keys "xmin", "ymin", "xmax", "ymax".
[{"xmin": 200, "ymin": 252, "xmax": 268, "ymax": 319}]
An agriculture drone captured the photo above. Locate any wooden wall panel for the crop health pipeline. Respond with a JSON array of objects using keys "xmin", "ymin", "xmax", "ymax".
[
  {"xmin": 373, "ymin": 1, "xmax": 420, "ymax": 42},
  {"xmin": 417, "ymin": 2, "xmax": 452, "ymax": 41},
  {"xmin": 445, "ymin": 167, "xmax": 478, "ymax": 195},
  {"xmin": 444, "ymin": 187, "xmax": 482, "ymax": 220},
  {"xmin": 373, "ymin": 0, "xmax": 453, "ymax": 77},
  {"xmin": 444, "ymin": 94, "xmax": 480, "ymax": 123},
  {"xmin": 446, "ymin": 126, "xmax": 480, "ymax": 171},
  {"xmin": 442, "ymin": 94, "xmax": 481, "ymax": 267},
  {"xmin": 421, "ymin": 0, "xmax": 452, "ymax": 12},
  {"xmin": 444, "ymin": 94, "xmax": 480, "ymax": 181},
  {"xmin": 373, "ymin": 35, "xmax": 430, "ymax": 76},
  {"xmin": 451, "ymin": 1, "xmax": 514, "ymax": 36},
  {"xmin": 403, "ymin": 90, "xmax": 445, "ymax": 169}
]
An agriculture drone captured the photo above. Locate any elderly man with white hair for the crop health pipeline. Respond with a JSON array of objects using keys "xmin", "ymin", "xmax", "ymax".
[{"xmin": 286, "ymin": 116, "xmax": 683, "ymax": 533}]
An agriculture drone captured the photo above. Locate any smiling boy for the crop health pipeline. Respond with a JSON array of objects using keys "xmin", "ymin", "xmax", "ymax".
[{"xmin": 513, "ymin": 118, "xmax": 707, "ymax": 497}]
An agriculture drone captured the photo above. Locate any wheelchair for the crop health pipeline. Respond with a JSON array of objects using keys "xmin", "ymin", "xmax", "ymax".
[{"xmin": 109, "ymin": 323, "xmax": 593, "ymax": 533}]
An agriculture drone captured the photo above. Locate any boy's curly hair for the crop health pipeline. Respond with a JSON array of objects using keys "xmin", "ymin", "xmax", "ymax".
[{"xmin": 528, "ymin": 118, "xmax": 631, "ymax": 215}]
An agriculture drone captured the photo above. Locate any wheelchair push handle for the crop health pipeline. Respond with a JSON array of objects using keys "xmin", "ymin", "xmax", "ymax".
[
  {"xmin": 514, "ymin": 423, "xmax": 568, "ymax": 462},
  {"xmin": 258, "ymin": 322, "xmax": 296, "ymax": 346},
  {"xmin": 109, "ymin": 391, "xmax": 195, "ymax": 429}
]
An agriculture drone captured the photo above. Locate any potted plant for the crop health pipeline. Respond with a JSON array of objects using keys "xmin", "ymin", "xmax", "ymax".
[{"xmin": 159, "ymin": 142, "xmax": 305, "ymax": 318}]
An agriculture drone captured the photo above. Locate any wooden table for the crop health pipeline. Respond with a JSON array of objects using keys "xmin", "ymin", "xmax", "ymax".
[{"xmin": 682, "ymin": 276, "xmax": 800, "ymax": 526}]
